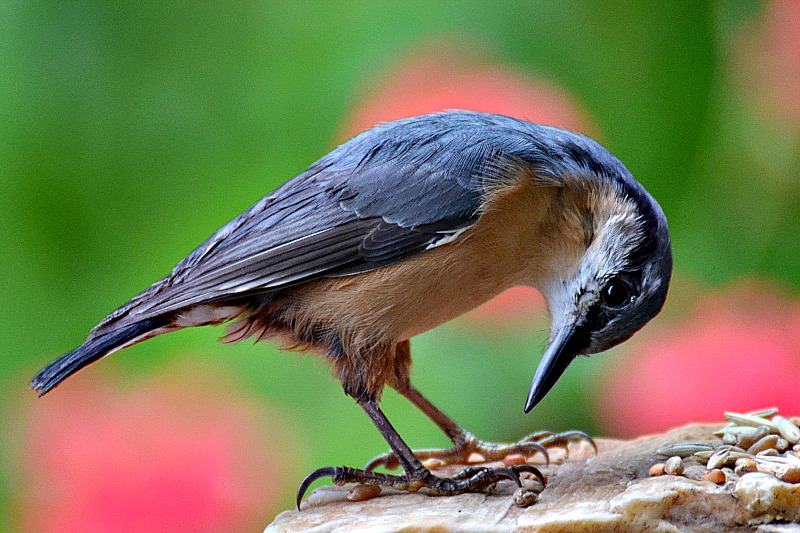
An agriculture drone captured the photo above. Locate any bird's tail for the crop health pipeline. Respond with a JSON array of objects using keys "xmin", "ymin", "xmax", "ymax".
[{"xmin": 30, "ymin": 316, "xmax": 169, "ymax": 397}]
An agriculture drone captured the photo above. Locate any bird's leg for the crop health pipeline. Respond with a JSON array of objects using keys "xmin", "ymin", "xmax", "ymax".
[
  {"xmin": 365, "ymin": 382, "xmax": 596, "ymax": 472},
  {"xmin": 296, "ymin": 397, "xmax": 544, "ymax": 507}
]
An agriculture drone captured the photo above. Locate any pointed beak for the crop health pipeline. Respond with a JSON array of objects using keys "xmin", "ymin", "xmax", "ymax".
[{"xmin": 524, "ymin": 322, "xmax": 585, "ymax": 413}]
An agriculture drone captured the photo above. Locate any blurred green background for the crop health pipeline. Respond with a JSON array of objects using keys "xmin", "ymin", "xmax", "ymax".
[{"xmin": 3, "ymin": 1, "xmax": 800, "ymax": 530}]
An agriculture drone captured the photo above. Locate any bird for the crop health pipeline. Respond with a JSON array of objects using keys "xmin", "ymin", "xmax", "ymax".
[{"xmin": 30, "ymin": 110, "xmax": 672, "ymax": 506}]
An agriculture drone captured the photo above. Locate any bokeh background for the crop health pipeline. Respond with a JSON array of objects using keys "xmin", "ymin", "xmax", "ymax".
[{"xmin": 2, "ymin": 1, "xmax": 799, "ymax": 530}]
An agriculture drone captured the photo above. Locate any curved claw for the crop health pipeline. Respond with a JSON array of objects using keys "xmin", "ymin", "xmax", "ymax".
[
  {"xmin": 508, "ymin": 464, "xmax": 546, "ymax": 487},
  {"xmin": 539, "ymin": 430, "xmax": 597, "ymax": 455},
  {"xmin": 364, "ymin": 451, "xmax": 400, "ymax": 472},
  {"xmin": 520, "ymin": 429, "xmax": 597, "ymax": 460},
  {"xmin": 514, "ymin": 441, "xmax": 550, "ymax": 466},
  {"xmin": 296, "ymin": 466, "xmax": 339, "ymax": 509},
  {"xmin": 562, "ymin": 430, "xmax": 598, "ymax": 454}
]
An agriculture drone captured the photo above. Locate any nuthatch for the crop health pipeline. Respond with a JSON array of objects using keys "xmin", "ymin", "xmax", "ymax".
[{"xmin": 31, "ymin": 111, "xmax": 672, "ymax": 504}]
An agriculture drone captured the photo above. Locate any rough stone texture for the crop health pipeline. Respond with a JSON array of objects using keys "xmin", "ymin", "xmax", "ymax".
[{"xmin": 267, "ymin": 424, "xmax": 800, "ymax": 532}]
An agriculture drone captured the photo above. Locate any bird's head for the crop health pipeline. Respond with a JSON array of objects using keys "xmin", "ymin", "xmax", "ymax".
[{"xmin": 524, "ymin": 160, "xmax": 672, "ymax": 413}]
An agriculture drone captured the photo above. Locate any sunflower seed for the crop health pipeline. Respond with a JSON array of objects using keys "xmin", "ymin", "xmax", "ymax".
[
  {"xmin": 693, "ymin": 450, "xmax": 714, "ymax": 462},
  {"xmin": 754, "ymin": 456, "xmax": 800, "ymax": 482},
  {"xmin": 657, "ymin": 443, "xmax": 714, "ymax": 457},
  {"xmin": 748, "ymin": 434, "xmax": 780, "ymax": 455},
  {"xmin": 716, "ymin": 425, "xmax": 771, "ymax": 449},
  {"xmin": 745, "ymin": 407, "xmax": 779, "ymax": 418},
  {"xmin": 774, "ymin": 416, "xmax": 800, "ymax": 444},
  {"xmin": 724, "ymin": 412, "xmax": 780, "ymax": 432},
  {"xmin": 708, "ymin": 448, "xmax": 732, "ymax": 470}
]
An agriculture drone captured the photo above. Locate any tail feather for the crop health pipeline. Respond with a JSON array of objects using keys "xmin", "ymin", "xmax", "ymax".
[{"xmin": 30, "ymin": 317, "xmax": 169, "ymax": 397}]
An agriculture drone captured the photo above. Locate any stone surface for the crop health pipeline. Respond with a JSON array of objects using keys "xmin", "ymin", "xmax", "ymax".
[{"xmin": 266, "ymin": 424, "xmax": 800, "ymax": 532}]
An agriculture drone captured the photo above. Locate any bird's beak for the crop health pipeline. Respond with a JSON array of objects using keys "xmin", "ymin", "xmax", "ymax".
[{"xmin": 524, "ymin": 322, "xmax": 584, "ymax": 413}]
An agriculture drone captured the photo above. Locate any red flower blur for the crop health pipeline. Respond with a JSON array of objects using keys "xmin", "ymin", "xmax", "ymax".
[
  {"xmin": 734, "ymin": 0, "xmax": 800, "ymax": 127},
  {"xmin": 21, "ymin": 360, "xmax": 297, "ymax": 533},
  {"xmin": 342, "ymin": 41, "xmax": 596, "ymax": 326},
  {"xmin": 600, "ymin": 282, "xmax": 800, "ymax": 437}
]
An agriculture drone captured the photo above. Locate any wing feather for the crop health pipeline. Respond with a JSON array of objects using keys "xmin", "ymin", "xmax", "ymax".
[{"xmin": 91, "ymin": 111, "xmax": 544, "ymax": 336}]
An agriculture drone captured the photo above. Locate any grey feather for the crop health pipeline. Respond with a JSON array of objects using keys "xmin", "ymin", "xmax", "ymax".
[{"xmin": 89, "ymin": 110, "xmax": 640, "ymax": 338}]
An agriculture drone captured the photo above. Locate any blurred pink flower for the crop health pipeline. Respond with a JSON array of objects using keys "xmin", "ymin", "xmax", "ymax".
[
  {"xmin": 342, "ymin": 41, "xmax": 594, "ymax": 326},
  {"xmin": 343, "ymin": 41, "xmax": 594, "ymax": 137},
  {"xmin": 600, "ymin": 282, "xmax": 800, "ymax": 437},
  {"xmin": 734, "ymin": 0, "xmax": 800, "ymax": 126},
  {"xmin": 21, "ymin": 360, "xmax": 297, "ymax": 533}
]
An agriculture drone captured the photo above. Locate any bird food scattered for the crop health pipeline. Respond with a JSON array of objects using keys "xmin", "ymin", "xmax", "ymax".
[
  {"xmin": 664, "ymin": 456, "xmax": 685, "ymax": 475},
  {"xmin": 655, "ymin": 408, "xmax": 800, "ymax": 485},
  {"xmin": 703, "ymin": 469, "xmax": 726, "ymax": 484},
  {"xmin": 347, "ymin": 484, "xmax": 382, "ymax": 502}
]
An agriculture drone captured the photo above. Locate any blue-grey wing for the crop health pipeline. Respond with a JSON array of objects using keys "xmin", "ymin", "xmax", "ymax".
[{"xmin": 96, "ymin": 112, "xmax": 530, "ymax": 328}]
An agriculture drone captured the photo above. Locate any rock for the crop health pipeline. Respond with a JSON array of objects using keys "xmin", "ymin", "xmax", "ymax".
[
  {"xmin": 266, "ymin": 424, "xmax": 800, "ymax": 532},
  {"xmin": 734, "ymin": 473, "xmax": 800, "ymax": 523}
]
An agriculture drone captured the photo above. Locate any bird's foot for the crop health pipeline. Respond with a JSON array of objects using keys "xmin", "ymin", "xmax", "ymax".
[
  {"xmin": 296, "ymin": 463, "xmax": 544, "ymax": 507},
  {"xmin": 364, "ymin": 429, "xmax": 596, "ymax": 471}
]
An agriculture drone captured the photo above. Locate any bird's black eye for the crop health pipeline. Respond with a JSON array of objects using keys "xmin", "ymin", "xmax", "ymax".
[{"xmin": 601, "ymin": 278, "xmax": 632, "ymax": 308}]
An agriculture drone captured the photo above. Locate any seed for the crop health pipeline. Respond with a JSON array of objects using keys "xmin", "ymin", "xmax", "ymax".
[
  {"xmin": 789, "ymin": 417, "xmax": 800, "ymax": 427},
  {"xmin": 735, "ymin": 457, "xmax": 757, "ymax": 469},
  {"xmin": 347, "ymin": 484, "xmax": 381, "ymax": 502},
  {"xmin": 775, "ymin": 438, "xmax": 790, "ymax": 452},
  {"xmin": 657, "ymin": 443, "xmax": 714, "ymax": 457},
  {"xmin": 503, "ymin": 453, "xmax": 526, "ymax": 466},
  {"xmin": 649, "ymin": 463, "xmax": 666, "ymax": 476},
  {"xmin": 781, "ymin": 468, "xmax": 800, "ymax": 483},
  {"xmin": 520, "ymin": 474, "xmax": 545, "ymax": 493},
  {"xmin": 748, "ymin": 434, "xmax": 780, "ymax": 455},
  {"xmin": 757, "ymin": 448, "xmax": 779, "ymax": 457},
  {"xmin": 724, "ymin": 412, "xmax": 780, "ymax": 432},
  {"xmin": 707, "ymin": 448, "xmax": 731, "ymax": 470},
  {"xmin": 693, "ymin": 450, "xmax": 714, "ymax": 463},
  {"xmin": 664, "ymin": 456, "xmax": 684, "ymax": 475},
  {"xmin": 794, "ymin": 444, "xmax": 800, "ymax": 453},
  {"xmin": 746, "ymin": 407, "xmax": 780, "ymax": 418},
  {"xmin": 704, "ymin": 469, "xmax": 725, "ymax": 484},
  {"xmin": 720, "ymin": 426, "xmax": 771, "ymax": 450},
  {"xmin": 721, "ymin": 433, "xmax": 736, "ymax": 445},
  {"xmin": 734, "ymin": 457, "xmax": 757, "ymax": 475},
  {"xmin": 754, "ymin": 457, "xmax": 800, "ymax": 483},
  {"xmin": 504, "ymin": 454, "xmax": 527, "ymax": 467},
  {"xmin": 774, "ymin": 416, "xmax": 800, "ymax": 444},
  {"xmin": 513, "ymin": 488, "xmax": 538, "ymax": 507}
]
